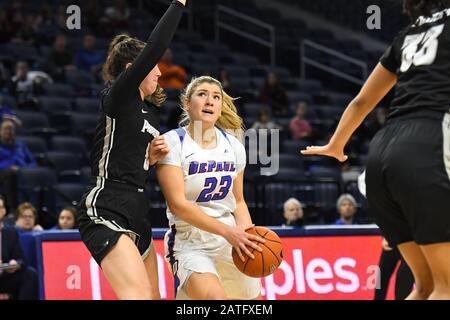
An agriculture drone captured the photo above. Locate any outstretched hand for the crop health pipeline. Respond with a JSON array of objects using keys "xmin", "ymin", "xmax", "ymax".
[{"xmin": 300, "ymin": 144, "xmax": 348, "ymax": 162}]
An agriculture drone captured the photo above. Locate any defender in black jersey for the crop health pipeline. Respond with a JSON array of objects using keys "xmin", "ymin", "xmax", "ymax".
[
  {"xmin": 302, "ymin": 0, "xmax": 450, "ymax": 299},
  {"xmin": 77, "ymin": 0, "xmax": 185, "ymax": 299}
]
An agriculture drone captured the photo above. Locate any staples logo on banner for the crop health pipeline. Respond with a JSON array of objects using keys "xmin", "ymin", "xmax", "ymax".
[
  {"xmin": 261, "ymin": 236, "xmax": 385, "ymax": 300},
  {"xmin": 41, "ymin": 235, "xmax": 390, "ymax": 300}
]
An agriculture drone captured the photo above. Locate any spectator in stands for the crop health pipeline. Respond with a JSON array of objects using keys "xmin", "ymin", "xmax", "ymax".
[
  {"xmin": 335, "ymin": 193, "xmax": 358, "ymax": 225},
  {"xmin": 251, "ymin": 107, "xmax": 282, "ymax": 131},
  {"xmin": 7, "ymin": 61, "xmax": 40, "ymax": 110},
  {"xmin": 103, "ymin": 0, "xmax": 131, "ymax": 30},
  {"xmin": 282, "ymin": 198, "xmax": 305, "ymax": 227},
  {"xmin": 43, "ymin": 34, "xmax": 76, "ymax": 82},
  {"xmin": 74, "ymin": 34, "xmax": 104, "ymax": 79},
  {"xmin": 289, "ymin": 101, "xmax": 312, "ymax": 140},
  {"xmin": 158, "ymin": 48, "xmax": 187, "ymax": 89},
  {"xmin": 259, "ymin": 72, "xmax": 289, "ymax": 116},
  {"xmin": 51, "ymin": 206, "xmax": 78, "ymax": 230},
  {"xmin": 14, "ymin": 202, "xmax": 43, "ymax": 232},
  {"xmin": 0, "ymin": 196, "xmax": 39, "ymax": 300},
  {"xmin": 0, "ymin": 119, "xmax": 36, "ymax": 212}
]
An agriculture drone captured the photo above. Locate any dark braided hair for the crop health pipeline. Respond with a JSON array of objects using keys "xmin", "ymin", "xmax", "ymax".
[
  {"xmin": 102, "ymin": 34, "xmax": 166, "ymax": 106},
  {"xmin": 404, "ymin": 0, "xmax": 450, "ymax": 22}
]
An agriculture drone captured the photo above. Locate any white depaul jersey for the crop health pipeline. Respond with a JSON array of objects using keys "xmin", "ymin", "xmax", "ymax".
[{"xmin": 158, "ymin": 127, "xmax": 246, "ymax": 226}]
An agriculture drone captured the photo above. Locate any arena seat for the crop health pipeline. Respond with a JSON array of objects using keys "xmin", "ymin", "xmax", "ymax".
[{"xmin": 39, "ymin": 96, "xmax": 72, "ymax": 114}]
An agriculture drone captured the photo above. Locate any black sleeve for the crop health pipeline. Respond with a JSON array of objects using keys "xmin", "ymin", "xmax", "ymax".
[
  {"xmin": 380, "ymin": 44, "xmax": 398, "ymax": 73},
  {"xmin": 104, "ymin": 0, "xmax": 185, "ymax": 116},
  {"xmin": 380, "ymin": 28, "xmax": 408, "ymax": 74}
]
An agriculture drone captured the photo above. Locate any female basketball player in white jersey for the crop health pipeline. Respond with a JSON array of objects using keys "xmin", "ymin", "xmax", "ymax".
[{"xmin": 155, "ymin": 76, "xmax": 263, "ymax": 299}]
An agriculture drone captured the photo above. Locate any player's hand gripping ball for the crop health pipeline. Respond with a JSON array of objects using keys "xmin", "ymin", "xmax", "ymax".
[{"xmin": 232, "ymin": 226, "xmax": 283, "ymax": 277}]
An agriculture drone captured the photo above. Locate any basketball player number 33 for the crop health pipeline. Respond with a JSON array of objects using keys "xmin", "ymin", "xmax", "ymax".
[
  {"xmin": 400, "ymin": 24, "xmax": 444, "ymax": 72},
  {"xmin": 197, "ymin": 176, "xmax": 232, "ymax": 202}
]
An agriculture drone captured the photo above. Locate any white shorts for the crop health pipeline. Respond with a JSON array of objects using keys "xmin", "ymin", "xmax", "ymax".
[{"xmin": 164, "ymin": 215, "xmax": 261, "ymax": 300}]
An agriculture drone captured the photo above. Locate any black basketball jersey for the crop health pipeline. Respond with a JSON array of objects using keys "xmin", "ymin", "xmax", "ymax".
[
  {"xmin": 380, "ymin": 7, "xmax": 450, "ymax": 119},
  {"xmin": 89, "ymin": 1, "xmax": 184, "ymax": 189},
  {"xmin": 90, "ymin": 91, "xmax": 161, "ymax": 189}
]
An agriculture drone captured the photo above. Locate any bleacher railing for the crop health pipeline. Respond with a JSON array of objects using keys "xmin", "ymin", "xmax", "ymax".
[
  {"xmin": 300, "ymin": 39, "xmax": 368, "ymax": 85},
  {"xmin": 215, "ymin": 5, "xmax": 276, "ymax": 66}
]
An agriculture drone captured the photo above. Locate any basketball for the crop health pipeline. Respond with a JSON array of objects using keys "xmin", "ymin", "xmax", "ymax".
[{"xmin": 232, "ymin": 226, "xmax": 283, "ymax": 278}]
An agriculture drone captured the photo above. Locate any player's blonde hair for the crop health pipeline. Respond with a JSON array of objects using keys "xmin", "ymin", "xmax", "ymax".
[{"xmin": 179, "ymin": 76, "xmax": 245, "ymax": 138}]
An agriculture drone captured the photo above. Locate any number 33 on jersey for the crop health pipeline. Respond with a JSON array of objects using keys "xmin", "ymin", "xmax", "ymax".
[{"xmin": 400, "ymin": 24, "xmax": 445, "ymax": 72}]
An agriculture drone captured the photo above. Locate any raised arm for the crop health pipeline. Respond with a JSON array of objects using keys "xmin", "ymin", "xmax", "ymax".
[
  {"xmin": 109, "ymin": 0, "xmax": 186, "ymax": 102},
  {"xmin": 301, "ymin": 63, "xmax": 397, "ymax": 161},
  {"xmin": 156, "ymin": 164, "xmax": 264, "ymax": 261}
]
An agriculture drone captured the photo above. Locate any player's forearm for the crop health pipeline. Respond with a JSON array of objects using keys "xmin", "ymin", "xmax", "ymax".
[
  {"xmin": 328, "ymin": 99, "xmax": 371, "ymax": 150},
  {"xmin": 169, "ymin": 201, "xmax": 231, "ymax": 238},
  {"xmin": 112, "ymin": 1, "xmax": 184, "ymax": 94},
  {"xmin": 233, "ymin": 201, "xmax": 253, "ymax": 227}
]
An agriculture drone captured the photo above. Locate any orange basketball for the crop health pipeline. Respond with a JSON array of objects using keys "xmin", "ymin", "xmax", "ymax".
[{"xmin": 232, "ymin": 226, "xmax": 283, "ymax": 278}]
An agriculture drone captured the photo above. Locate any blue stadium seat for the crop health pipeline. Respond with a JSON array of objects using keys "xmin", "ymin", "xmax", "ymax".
[
  {"xmin": 15, "ymin": 111, "xmax": 55, "ymax": 139},
  {"xmin": 74, "ymin": 98, "xmax": 100, "ymax": 114},
  {"xmin": 52, "ymin": 183, "xmax": 86, "ymax": 213},
  {"xmin": 16, "ymin": 167, "xmax": 57, "ymax": 207},
  {"xmin": 295, "ymin": 79, "xmax": 323, "ymax": 93},
  {"xmin": 242, "ymin": 102, "xmax": 262, "ymax": 118},
  {"xmin": 287, "ymin": 91, "xmax": 312, "ymax": 105},
  {"xmin": 41, "ymin": 83, "xmax": 75, "ymax": 97},
  {"xmin": 59, "ymin": 166, "xmax": 92, "ymax": 184},
  {"xmin": 15, "ymin": 111, "xmax": 49, "ymax": 130},
  {"xmin": 232, "ymin": 53, "xmax": 260, "ymax": 65},
  {"xmin": 223, "ymin": 65, "xmax": 250, "ymax": 78},
  {"xmin": 51, "ymin": 136, "xmax": 87, "ymax": 155},
  {"xmin": 45, "ymin": 151, "xmax": 82, "ymax": 173},
  {"xmin": 0, "ymin": 94, "xmax": 17, "ymax": 108},
  {"xmin": 282, "ymin": 139, "xmax": 310, "ymax": 155},
  {"xmin": 261, "ymin": 167, "xmax": 306, "ymax": 180},
  {"xmin": 16, "ymin": 136, "xmax": 47, "ymax": 155},
  {"xmin": 278, "ymin": 153, "xmax": 303, "ymax": 169},
  {"xmin": 70, "ymin": 113, "xmax": 98, "ymax": 135},
  {"xmin": 316, "ymin": 105, "xmax": 344, "ymax": 120},
  {"xmin": 309, "ymin": 166, "xmax": 342, "ymax": 181},
  {"xmin": 39, "ymin": 96, "xmax": 72, "ymax": 114},
  {"xmin": 65, "ymin": 70, "xmax": 94, "ymax": 89},
  {"xmin": 80, "ymin": 166, "xmax": 92, "ymax": 185}
]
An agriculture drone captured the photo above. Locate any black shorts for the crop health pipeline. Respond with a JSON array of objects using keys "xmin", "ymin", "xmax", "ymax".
[
  {"xmin": 366, "ymin": 113, "xmax": 450, "ymax": 246},
  {"xmin": 78, "ymin": 178, "xmax": 153, "ymax": 265}
]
